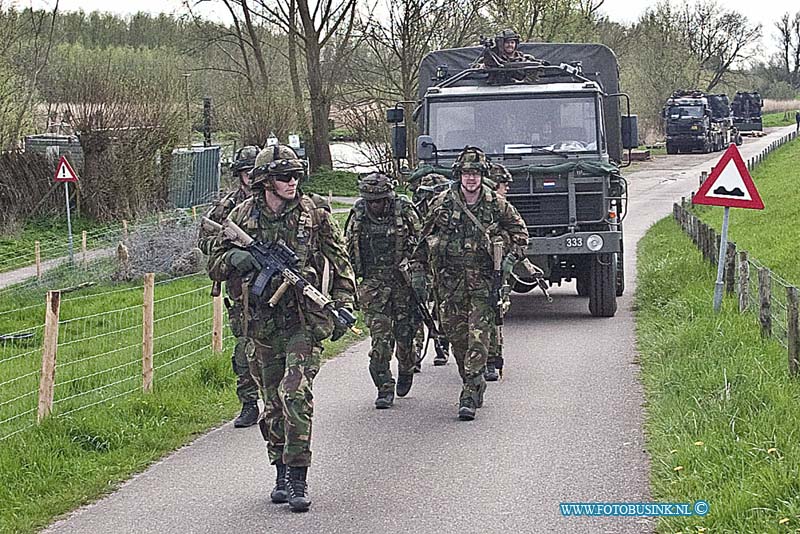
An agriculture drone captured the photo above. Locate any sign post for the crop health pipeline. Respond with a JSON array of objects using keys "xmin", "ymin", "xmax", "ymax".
[
  {"xmin": 692, "ymin": 144, "xmax": 764, "ymax": 312},
  {"xmin": 54, "ymin": 155, "xmax": 79, "ymax": 264}
]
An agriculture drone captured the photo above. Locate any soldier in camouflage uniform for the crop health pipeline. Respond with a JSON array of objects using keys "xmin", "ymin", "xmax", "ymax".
[
  {"xmin": 484, "ymin": 163, "xmax": 514, "ymax": 381},
  {"xmin": 410, "ymin": 172, "xmax": 451, "ymax": 369},
  {"xmin": 415, "ymin": 147, "xmax": 528, "ymax": 420},
  {"xmin": 198, "ymin": 145, "xmax": 261, "ymax": 427},
  {"xmin": 345, "ymin": 173, "xmax": 422, "ymax": 408},
  {"xmin": 208, "ymin": 146, "xmax": 356, "ymax": 513}
]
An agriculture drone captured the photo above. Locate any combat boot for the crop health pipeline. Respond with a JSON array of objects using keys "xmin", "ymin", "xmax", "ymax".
[
  {"xmin": 270, "ymin": 462, "xmax": 288, "ymax": 504},
  {"xmin": 458, "ymin": 397, "xmax": 476, "ymax": 420},
  {"xmin": 433, "ymin": 353, "xmax": 448, "ymax": 366},
  {"xmin": 484, "ymin": 362, "xmax": 499, "ymax": 382},
  {"xmin": 396, "ymin": 374, "xmax": 413, "ymax": 397},
  {"xmin": 287, "ymin": 466, "xmax": 311, "ymax": 512},
  {"xmin": 374, "ymin": 387, "xmax": 395, "ymax": 409},
  {"xmin": 234, "ymin": 401, "xmax": 259, "ymax": 428}
]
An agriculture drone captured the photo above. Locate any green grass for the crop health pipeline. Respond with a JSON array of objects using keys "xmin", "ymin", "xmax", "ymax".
[
  {"xmin": 637, "ymin": 218, "xmax": 800, "ymax": 533},
  {"xmin": 0, "ymin": 216, "xmax": 118, "ymax": 274},
  {"xmin": 0, "ymin": 273, "xmax": 366, "ymax": 533},
  {"xmin": 762, "ymin": 111, "xmax": 797, "ymax": 128},
  {"xmin": 692, "ymin": 137, "xmax": 800, "ymax": 285},
  {"xmin": 304, "ymin": 167, "xmax": 360, "ymax": 197}
]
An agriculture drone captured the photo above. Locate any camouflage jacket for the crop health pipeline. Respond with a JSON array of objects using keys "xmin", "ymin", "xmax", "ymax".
[
  {"xmin": 416, "ymin": 183, "xmax": 528, "ymax": 275},
  {"xmin": 344, "ymin": 195, "xmax": 421, "ymax": 280},
  {"xmin": 207, "ymin": 192, "xmax": 356, "ymax": 339},
  {"xmin": 198, "ymin": 187, "xmax": 250, "ymax": 256}
]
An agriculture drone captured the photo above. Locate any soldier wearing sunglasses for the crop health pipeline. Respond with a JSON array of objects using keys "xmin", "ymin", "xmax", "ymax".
[{"xmin": 207, "ymin": 144, "xmax": 356, "ymax": 513}]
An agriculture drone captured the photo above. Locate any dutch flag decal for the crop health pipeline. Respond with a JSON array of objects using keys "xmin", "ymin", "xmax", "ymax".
[{"xmin": 543, "ymin": 180, "xmax": 556, "ymax": 189}]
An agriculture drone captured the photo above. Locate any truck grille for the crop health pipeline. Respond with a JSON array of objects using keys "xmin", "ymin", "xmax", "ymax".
[{"xmin": 507, "ymin": 175, "xmax": 605, "ymax": 227}]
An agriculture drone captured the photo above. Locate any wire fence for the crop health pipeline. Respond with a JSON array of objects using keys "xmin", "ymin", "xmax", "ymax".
[
  {"xmin": 0, "ymin": 273, "xmax": 228, "ymax": 441},
  {"xmin": 672, "ymin": 129, "xmax": 800, "ymax": 375},
  {"xmin": 0, "ymin": 203, "xmax": 212, "ymax": 276}
]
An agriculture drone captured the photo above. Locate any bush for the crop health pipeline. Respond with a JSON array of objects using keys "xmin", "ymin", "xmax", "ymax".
[{"xmin": 303, "ymin": 167, "xmax": 359, "ymax": 197}]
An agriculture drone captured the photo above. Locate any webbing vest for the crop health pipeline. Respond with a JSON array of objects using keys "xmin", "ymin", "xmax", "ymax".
[
  {"xmin": 350, "ymin": 197, "xmax": 408, "ymax": 278},
  {"xmin": 434, "ymin": 186, "xmax": 500, "ymax": 268},
  {"xmin": 241, "ymin": 195, "xmax": 317, "ymax": 269}
]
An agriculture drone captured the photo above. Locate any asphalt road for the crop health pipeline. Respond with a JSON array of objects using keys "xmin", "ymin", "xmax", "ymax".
[{"xmin": 43, "ymin": 127, "xmax": 796, "ymax": 534}]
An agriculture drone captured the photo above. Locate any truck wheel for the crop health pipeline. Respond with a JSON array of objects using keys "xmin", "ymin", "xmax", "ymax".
[
  {"xmin": 666, "ymin": 143, "xmax": 677, "ymax": 155},
  {"xmin": 576, "ymin": 273, "xmax": 589, "ymax": 297},
  {"xmin": 615, "ymin": 252, "xmax": 625, "ymax": 297},
  {"xmin": 588, "ymin": 253, "xmax": 617, "ymax": 317}
]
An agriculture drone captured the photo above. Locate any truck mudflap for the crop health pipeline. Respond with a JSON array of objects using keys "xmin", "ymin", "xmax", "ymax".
[{"xmin": 526, "ymin": 231, "xmax": 622, "ymax": 255}]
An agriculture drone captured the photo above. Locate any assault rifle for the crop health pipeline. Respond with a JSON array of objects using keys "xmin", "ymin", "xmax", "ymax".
[
  {"xmin": 491, "ymin": 239, "xmax": 509, "ymax": 327},
  {"xmin": 202, "ymin": 217, "xmax": 359, "ymax": 336},
  {"xmin": 398, "ymin": 262, "xmax": 448, "ymax": 365}
]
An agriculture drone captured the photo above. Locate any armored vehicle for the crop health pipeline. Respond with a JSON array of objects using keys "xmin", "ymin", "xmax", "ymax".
[
  {"xmin": 731, "ymin": 91, "xmax": 763, "ymax": 132},
  {"xmin": 388, "ymin": 42, "xmax": 636, "ymax": 317},
  {"xmin": 663, "ymin": 90, "xmax": 738, "ymax": 154}
]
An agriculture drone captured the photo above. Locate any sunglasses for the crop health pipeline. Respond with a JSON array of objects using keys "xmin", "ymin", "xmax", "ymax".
[{"xmin": 271, "ymin": 171, "xmax": 302, "ymax": 183}]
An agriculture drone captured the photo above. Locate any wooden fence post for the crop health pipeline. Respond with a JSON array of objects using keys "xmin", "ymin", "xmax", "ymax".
[
  {"xmin": 759, "ymin": 267, "xmax": 772, "ymax": 338},
  {"xmin": 212, "ymin": 294, "xmax": 224, "ymax": 353},
  {"xmin": 122, "ymin": 219, "xmax": 129, "ymax": 242},
  {"xmin": 725, "ymin": 242, "xmax": 736, "ymax": 296},
  {"xmin": 738, "ymin": 251, "xmax": 750, "ymax": 313},
  {"xmin": 81, "ymin": 231, "xmax": 87, "ymax": 267},
  {"xmin": 35, "ymin": 241, "xmax": 42, "ymax": 280},
  {"xmin": 787, "ymin": 286, "xmax": 799, "ymax": 377},
  {"xmin": 142, "ymin": 273, "xmax": 154, "ymax": 393},
  {"xmin": 37, "ymin": 290, "xmax": 61, "ymax": 422},
  {"xmin": 700, "ymin": 171, "xmax": 707, "ymax": 187},
  {"xmin": 192, "ymin": 206, "xmax": 197, "ymax": 220}
]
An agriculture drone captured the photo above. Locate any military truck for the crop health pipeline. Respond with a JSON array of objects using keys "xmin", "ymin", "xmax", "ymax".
[
  {"xmin": 387, "ymin": 42, "xmax": 636, "ymax": 317},
  {"xmin": 731, "ymin": 91, "xmax": 763, "ymax": 132},
  {"xmin": 662, "ymin": 90, "xmax": 739, "ymax": 154}
]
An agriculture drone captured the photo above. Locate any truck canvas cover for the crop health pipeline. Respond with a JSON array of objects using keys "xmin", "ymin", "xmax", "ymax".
[{"xmin": 418, "ymin": 43, "xmax": 623, "ymax": 160}]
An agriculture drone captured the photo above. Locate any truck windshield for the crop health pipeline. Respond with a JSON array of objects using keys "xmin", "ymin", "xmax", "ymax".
[
  {"xmin": 668, "ymin": 105, "xmax": 704, "ymax": 118},
  {"xmin": 428, "ymin": 95, "xmax": 600, "ymax": 156}
]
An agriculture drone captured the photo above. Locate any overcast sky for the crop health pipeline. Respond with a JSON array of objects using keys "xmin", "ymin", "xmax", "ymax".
[{"xmin": 19, "ymin": 0, "xmax": 794, "ymax": 52}]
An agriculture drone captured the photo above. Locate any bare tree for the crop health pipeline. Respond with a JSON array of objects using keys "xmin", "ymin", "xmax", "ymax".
[
  {"xmin": 48, "ymin": 46, "xmax": 184, "ymax": 219},
  {"xmin": 256, "ymin": 0, "xmax": 360, "ymax": 170},
  {"xmin": 678, "ymin": 0, "xmax": 761, "ymax": 91},
  {"xmin": 7, "ymin": 2, "xmax": 59, "ymax": 146},
  {"xmin": 487, "ymin": 0, "xmax": 605, "ymax": 42},
  {"xmin": 775, "ymin": 11, "xmax": 800, "ymax": 89}
]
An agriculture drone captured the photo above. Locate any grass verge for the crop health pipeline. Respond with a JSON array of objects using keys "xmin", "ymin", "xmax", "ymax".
[
  {"xmin": 762, "ymin": 111, "xmax": 796, "ymax": 128},
  {"xmin": 637, "ymin": 217, "xmax": 800, "ymax": 533},
  {"xmin": 0, "ymin": 273, "xmax": 366, "ymax": 534},
  {"xmin": 0, "ymin": 216, "xmax": 116, "ymax": 274}
]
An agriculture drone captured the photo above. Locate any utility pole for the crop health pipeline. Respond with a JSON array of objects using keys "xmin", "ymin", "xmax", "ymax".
[{"xmin": 183, "ymin": 73, "xmax": 192, "ymax": 149}]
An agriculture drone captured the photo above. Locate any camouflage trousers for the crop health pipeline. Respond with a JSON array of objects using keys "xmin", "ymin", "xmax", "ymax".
[
  {"xmin": 359, "ymin": 275, "xmax": 420, "ymax": 392},
  {"xmin": 246, "ymin": 325, "xmax": 321, "ymax": 467},
  {"xmin": 226, "ymin": 301, "xmax": 259, "ymax": 405},
  {"xmin": 437, "ymin": 270, "xmax": 492, "ymax": 400}
]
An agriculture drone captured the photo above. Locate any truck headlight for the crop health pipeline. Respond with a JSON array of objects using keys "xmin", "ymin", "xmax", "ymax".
[{"xmin": 586, "ymin": 234, "xmax": 604, "ymax": 251}]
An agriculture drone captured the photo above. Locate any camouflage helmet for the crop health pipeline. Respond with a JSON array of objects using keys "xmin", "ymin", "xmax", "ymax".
[
  {"xmin": 231, "ymin": 145, "xmax": 260, "ymax": 176},
  {"xmin": 359, "ymin": 173, "xmax": 395, "ymax": 200},
  {"xmin": 251, "ymin": 144, "xmax": 301, "ymax": 186},
  {"xmin": 489, "ymin": 163, "xmax": 513, "ymax": 184},
  {"xmin": 452, "ymin": 146, "xmax": 489, "ymax": 178},
  {"xmin": 499, "ymin": 28, "xmax": 520, "ymax": 43}
]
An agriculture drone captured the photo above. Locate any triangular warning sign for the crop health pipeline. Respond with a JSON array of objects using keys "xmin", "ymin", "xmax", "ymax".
[
  {"xmin": 692, "ymin": 144, "xmax": 763, "ymax": 209},
  {"xmin": 54, "ymin": 155, "xmax": 79, "ymax": 183}
]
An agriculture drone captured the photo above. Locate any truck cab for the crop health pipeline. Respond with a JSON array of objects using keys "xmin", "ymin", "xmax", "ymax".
[{"xmin": 390, "ymin": 43, "xmax": 633, "ymax": 317}]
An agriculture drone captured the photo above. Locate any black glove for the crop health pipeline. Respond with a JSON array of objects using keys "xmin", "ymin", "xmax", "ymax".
[
  {"xmin": 225, "ymin": 249, "xmax": 260, "ymax": 275},
  {"xmin": 330, "ymin": 303, "xmax": 355, "ymax": 342}
]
